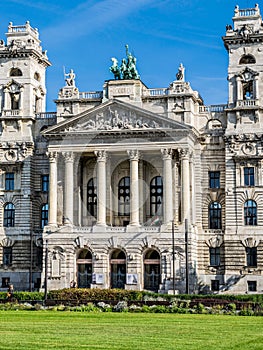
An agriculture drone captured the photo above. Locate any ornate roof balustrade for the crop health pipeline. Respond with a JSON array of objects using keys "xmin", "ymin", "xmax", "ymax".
[
  {"xmin": 236, "ymin": 99, "xmax": 259, "ymax": 108},
  {"xmin": 35, "ymin": 112, "xmax": 57, "ymax": 119},
  {"xmin": 73, "ymin": 225, "xmax": 160, "ymax": 233},
  {"xmin": 199, "ymin": 104, "xmax": 227, "ymax": 113},
  {"xmin": 79, "ymin": 91, "xmax": 103, "ymax": 99},
  {"xmin": 2, "ymin": 109, "xmax": 21, "ymax": 117},
  {"xmin": 147, "ymin": 88, "xmax": 169, "ymax": 96},
  {"xmin": 7, "ymin": 22, "xmax": 39, "ymax": 37},
  {"xmin": 236, "ymin": 8, "xmax": 258, "ymax": 17}
]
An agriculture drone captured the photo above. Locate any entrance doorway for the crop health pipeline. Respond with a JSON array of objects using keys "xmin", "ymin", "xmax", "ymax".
[
  {"xmin": 144, "ymin": 249, "xmax": 161, "ymax": 292},
  {"xmin": 110, "ymin": 249, "xmax": 126, "ymax": 289},
  {"xmin": 77, "ymin": 249, "xmax": 93, "ymax": 288}
]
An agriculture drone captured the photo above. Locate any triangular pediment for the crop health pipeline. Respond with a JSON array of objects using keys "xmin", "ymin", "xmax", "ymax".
[{"xmin": 43, "ymin": 99, "xmax": 191, "ymax": 137}]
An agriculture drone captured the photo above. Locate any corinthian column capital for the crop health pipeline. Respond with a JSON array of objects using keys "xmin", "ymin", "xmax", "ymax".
[
  {"xmin": 62, "ymin": 151, "xmax": 74, "ymax": 162},
  {"xmin": 161, "ymin": 148, "xmax": 173, "ymax": 160},
  {"xmin": 47, "ymin": 151, "xmax": 58, "ymax": 163},
  {"xmin": 178, "ymin": 148, "xmax": 189, "ymax": 159},
  {"xmin": 95, "ymin": 150, "xmax": 107, "ymax": 162},
  {"xmin": 127, "ymin": 149, "xmax": 140, "ymax": 161}
]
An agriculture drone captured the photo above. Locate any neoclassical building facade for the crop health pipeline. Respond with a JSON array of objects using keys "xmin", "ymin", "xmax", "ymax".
[{"xmin": 0, "ymin": 5, "xmax": 263, "ymax": 294}]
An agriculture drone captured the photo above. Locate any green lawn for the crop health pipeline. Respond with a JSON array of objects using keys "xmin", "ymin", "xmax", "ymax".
[{"xmin": 0, "ymin": 312, "xmax": 263, "ymax": 350}]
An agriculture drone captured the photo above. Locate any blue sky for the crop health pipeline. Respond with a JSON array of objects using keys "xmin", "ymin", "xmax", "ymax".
[{"xmin": 0, "ymin": 0, "xmax": 258, "ymax": 110}]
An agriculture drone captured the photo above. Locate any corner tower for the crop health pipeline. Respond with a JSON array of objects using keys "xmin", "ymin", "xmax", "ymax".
[
  {"xmin": 223, "ymin": 4, "xmax": 263, "ymax": 129},
  {"xmin": 0, "ymin": 22, "xmax": 51, "ymax": 121}
]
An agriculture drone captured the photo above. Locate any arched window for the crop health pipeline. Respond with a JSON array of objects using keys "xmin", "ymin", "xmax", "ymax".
[
  {"xmin": 110, "ymin": 249, "xmax": 126, "ymax": 289},
  {"xmin": 118, "ymin": 177, "xmax": 130, "ymax": 216},
  {"xmin": 10, "ymin": 68, "xmax": 22, "ymax": 76},
  {"xmin": 209, "ymin": 202, "xmax": 222, "ymax": 229},
  {"xmin": 87, "ymin": 178, "xmax": 97, "ymax": 217},
  {"xmin": 41, "ymin": 204, "xmax": 48, "ymax": 229},
  {"xmin": 77, "ymin": 249, "xmax": 93, "ymax": 288},
  {"xmin": 150, "ymin": 176, "xmax": 163, "ymax": 216},
  {"xmin": 239, "ymin": 55, "xmax": 256, "ymax": 64},
  {"xmin": 244, "ymin": 200, "xmax": 257, "ymax": 226},
  {"xmin": 144, "ymin": 249, "xmax": 161, "ymax": 292},
  {"xmin": 4, "ymin": 203, "xmax": 15, "ymax": 227}
]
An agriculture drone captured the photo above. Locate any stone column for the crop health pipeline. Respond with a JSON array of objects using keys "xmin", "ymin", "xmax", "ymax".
[
  {"xmin": 95, "ymin": 150, "xmax": 107, "ymax": 226},
  {"xmin": 180, "ymin": 149, "xmax": 190, "ymax": 221},
  {"xmin": 47, "ymin": 151, "xmax": 58, "ymax": 226},
  {"xmin": 161, "ymin": 148, "xmax": 173, "ymax": 224},
  {"xmin": 236, "ymin": 76, "xmax": 242, "ymax": 101},
  {"xmin": 254, "ymin": 76, "xmax": 259, "ymax": 100},
  {"xmin": 63, "ymin": 152, "xmax": 74, "ymax": 225},
  {"xmin": 128, "ymin": 150, "xmax": 140, "ymax": 226}
]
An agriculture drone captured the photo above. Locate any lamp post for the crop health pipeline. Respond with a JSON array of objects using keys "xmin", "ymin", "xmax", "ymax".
[
  {"xmin": 172, "ymin": 220, "xmax": 175, "ymax": 294},
  {"xmin": 44, "ymin": 239, "xmax": 48, "ymax": 303},
  {"xmin": 185, "ymin": 219, "xmax": 189, "ymax": 294}
]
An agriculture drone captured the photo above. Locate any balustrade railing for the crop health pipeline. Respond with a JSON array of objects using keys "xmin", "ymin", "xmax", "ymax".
[
  {"xmin": 199, "ymin": 104, "xmax": 227, "ymax": 113},
  {"xmin": 236, "ymin": 99, "xmax": 258, "ymax": 107},
  {"xmin": 2, "ymin": 109, "xmax": 20, "ymax": 116},
  {"xmin": 35, "ymin": 112, "xmax": 57, "ymax": 119},
  {"xmin": 146, "ymin": 88, "xmax": 169, "ymax": 96},
  {"xmin": 79, "ymin": 91, "xmax": 103, "ymax": 99},
  {"xmin": 238, "ymin": 8, "xmax": 257, "ymax": 17}
]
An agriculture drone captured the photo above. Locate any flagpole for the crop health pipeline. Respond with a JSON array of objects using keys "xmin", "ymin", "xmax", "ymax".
[{"xmin": 172, "ymin": 220, "xmax": 175, "ymax": 294}]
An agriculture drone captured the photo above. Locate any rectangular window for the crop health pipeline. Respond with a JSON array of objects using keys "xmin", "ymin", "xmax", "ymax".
[
  {"xmin": 247, "ymin": 281, "xmax": 257, "ymax": 292},
  {"xmin": 3, "ymin": 247, "xmax": 12, "ymax": 266},
  {"xmin": 41, "ymin": 175, "xmax": 49, "ymax": 192},
  {"xmin": 1, "ymin": 277, "xmax": 10, "ymax": 288},
  {"xmin": 5, "ymin": 172, "xmax": 14, "ymax": 191},
  {"xmin": 211, "ymin": 280, "xmax": 219, "ymax": 291},
  {"xmin": 209, "ymin": 247, "xmax": 220, "ymax": 266},
  {"xmin": 244, "ymin": 167, "xmax": 255, "ymax": 186},
  {"xmin": 209, "ymin": 171, "xmax": 220, "ymax": 189},
  {"xmin": 246, "ymin": 247, "xmax": 257, "ymax": 267}
]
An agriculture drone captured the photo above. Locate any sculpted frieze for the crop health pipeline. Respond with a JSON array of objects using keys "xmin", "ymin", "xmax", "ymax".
[
  {"xmin": 0, "ymin": 141, "xmax": 33, "ymax": 162},
  {"xmin": 225, "ymin": 134, "xmax": 263, "ymax": 156},
  {"xmin": 64, "ymin": 107, "xmax": 161, "ymax": 132}
]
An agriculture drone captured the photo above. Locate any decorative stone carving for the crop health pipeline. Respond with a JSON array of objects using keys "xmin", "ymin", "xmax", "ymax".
[
  {"xmin": 206, "ymin": 235, "xmax": 223, "ymax": 248},
  {"xmin": 0, "ymin": 237, "xmax": 14, "ymax": 247},
  {"xmin": 242, "ymin": 237, "xmax": 259, "ymax": 248},
  {"xmin": 161, "ymin": 148, "xmax": 173, "ymax": 160},
  {"xmin": 95, "ymin": 150, "xmax": 107, "ymax": 162},
  {"xmin": 127, "ymin": 149, "xmax": 140, "ymax": 161},
  {"xmin": 62, "ymin": 151, "xmax": 74, "ymax": 163},
  {"xmin": 65, "ymin": 107, "xmax": 161, "ymax": 132},
  {"xmin": 47, "ymin": 151, "xmax": 57, "ymax": 163}
]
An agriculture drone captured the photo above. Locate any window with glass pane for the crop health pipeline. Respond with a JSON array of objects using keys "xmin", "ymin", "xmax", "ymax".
[
  {"xmin": 150, "ymin": 176, "xmax": 163, "ymax": 216},
  {"xmin": 247, "ymin": 281, "xmax": 257, "ymax": 292},
  {"xmin": 41, "ymin": 204, "xmax": 48, "ymax": 228},
  {"xmin": 246, "ymin": 247, "xmax": 257, "ymax": 267},
  {"xmin": 87, "ymin": 178, "xmax": 97, "ymax": 217},
  {"xmin": 118, "ymin": 177, "xmax": 130, "ymax": 216},
  {"xmin": 209, "ymin": 247, "xmax": 220, "ymax": 266},
  {"xmin": 4, "ymin": 203, "xmax": 15, "ymax": 227},
  {"xmin": 3, "ymin": 247, "xmax": 12, "ymax": 266},
  {"xmin": 209, "ymin": 171, "xmax": 220, "ymax": 189},
  {"xmin": 209, "ymin": 202, "xmax": 222, "ymax": 229},
  {"xmin": 244, "ymin": 200, "xmax": 257, "ymax": 225},
  {"xmin": 5, "ymin": 172, "xmax": 14, "ymax": 191},
  {"xmin": 41, "ymin": 175, "xmax": 49, "ymax": 192},
  {"xmin": 211, "ymin": 279, "xmax": 219, "ymax": 291},
  {"xmin": 244, "ymin": 167, "xmax": 254, "ymax": 186}
]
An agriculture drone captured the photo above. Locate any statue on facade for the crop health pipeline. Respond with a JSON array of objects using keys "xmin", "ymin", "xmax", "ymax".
[
  {"xmin": 64, "ymin": 68, "xmax": 76, "ymax": 87},
  {"xmin": 176, "ymin": 63, "xmax": 185, "ymax": 81},
  {"xmin": 109, "ymin": 58, "xmax": 121, "ymax": 79},
  {"xmin": 109, "ymin": 45, "xmax": 140, "ymax": 80}
]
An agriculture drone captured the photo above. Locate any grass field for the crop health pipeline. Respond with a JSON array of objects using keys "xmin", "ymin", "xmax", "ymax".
[{"xmin": 0, "ymin": 311, "xmax": 263, "ymax": 350}]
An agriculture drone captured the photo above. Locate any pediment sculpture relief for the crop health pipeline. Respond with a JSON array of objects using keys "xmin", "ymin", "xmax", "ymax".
[{"xmin": 64, "ymin": 107, "xmax": 162, "ymax": 132}]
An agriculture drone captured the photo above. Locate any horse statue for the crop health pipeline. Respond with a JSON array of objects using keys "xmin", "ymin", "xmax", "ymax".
[{"xmin": 109, "ymin": 57, "xmax": 121, "ymax": 80}]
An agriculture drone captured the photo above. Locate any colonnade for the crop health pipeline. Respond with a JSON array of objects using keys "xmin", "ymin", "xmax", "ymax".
[{"xmin": 47, "ymin": 148, "xmax": 192, "ymax": 227}]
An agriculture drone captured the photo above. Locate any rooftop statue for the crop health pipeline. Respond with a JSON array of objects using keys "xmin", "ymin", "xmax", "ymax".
[
  {"xmin": 176, "ymin": 63, "xmax": 185, "ymax": 81},
  {"xmin": 64, "ymin": 68, "xmax": 76, "ymax": 87},
  {"xmin": 109, "ymin": 44, "xmax": 140, "ymax": 80}
]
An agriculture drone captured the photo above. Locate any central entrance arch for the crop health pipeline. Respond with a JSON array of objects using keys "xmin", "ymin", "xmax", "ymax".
[
  {"xmin": 77, "ymin": 249, "xmax": 93, "ymax": 288},
  {"xmin": 110, "ymin": 249, "xmax": 126, "ymax": 289}
]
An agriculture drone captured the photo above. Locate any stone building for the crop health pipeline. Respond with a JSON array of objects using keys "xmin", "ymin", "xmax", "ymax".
[{"xmin": 0, "ymin": 4, "xmax": 263, "ymax": 294}]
